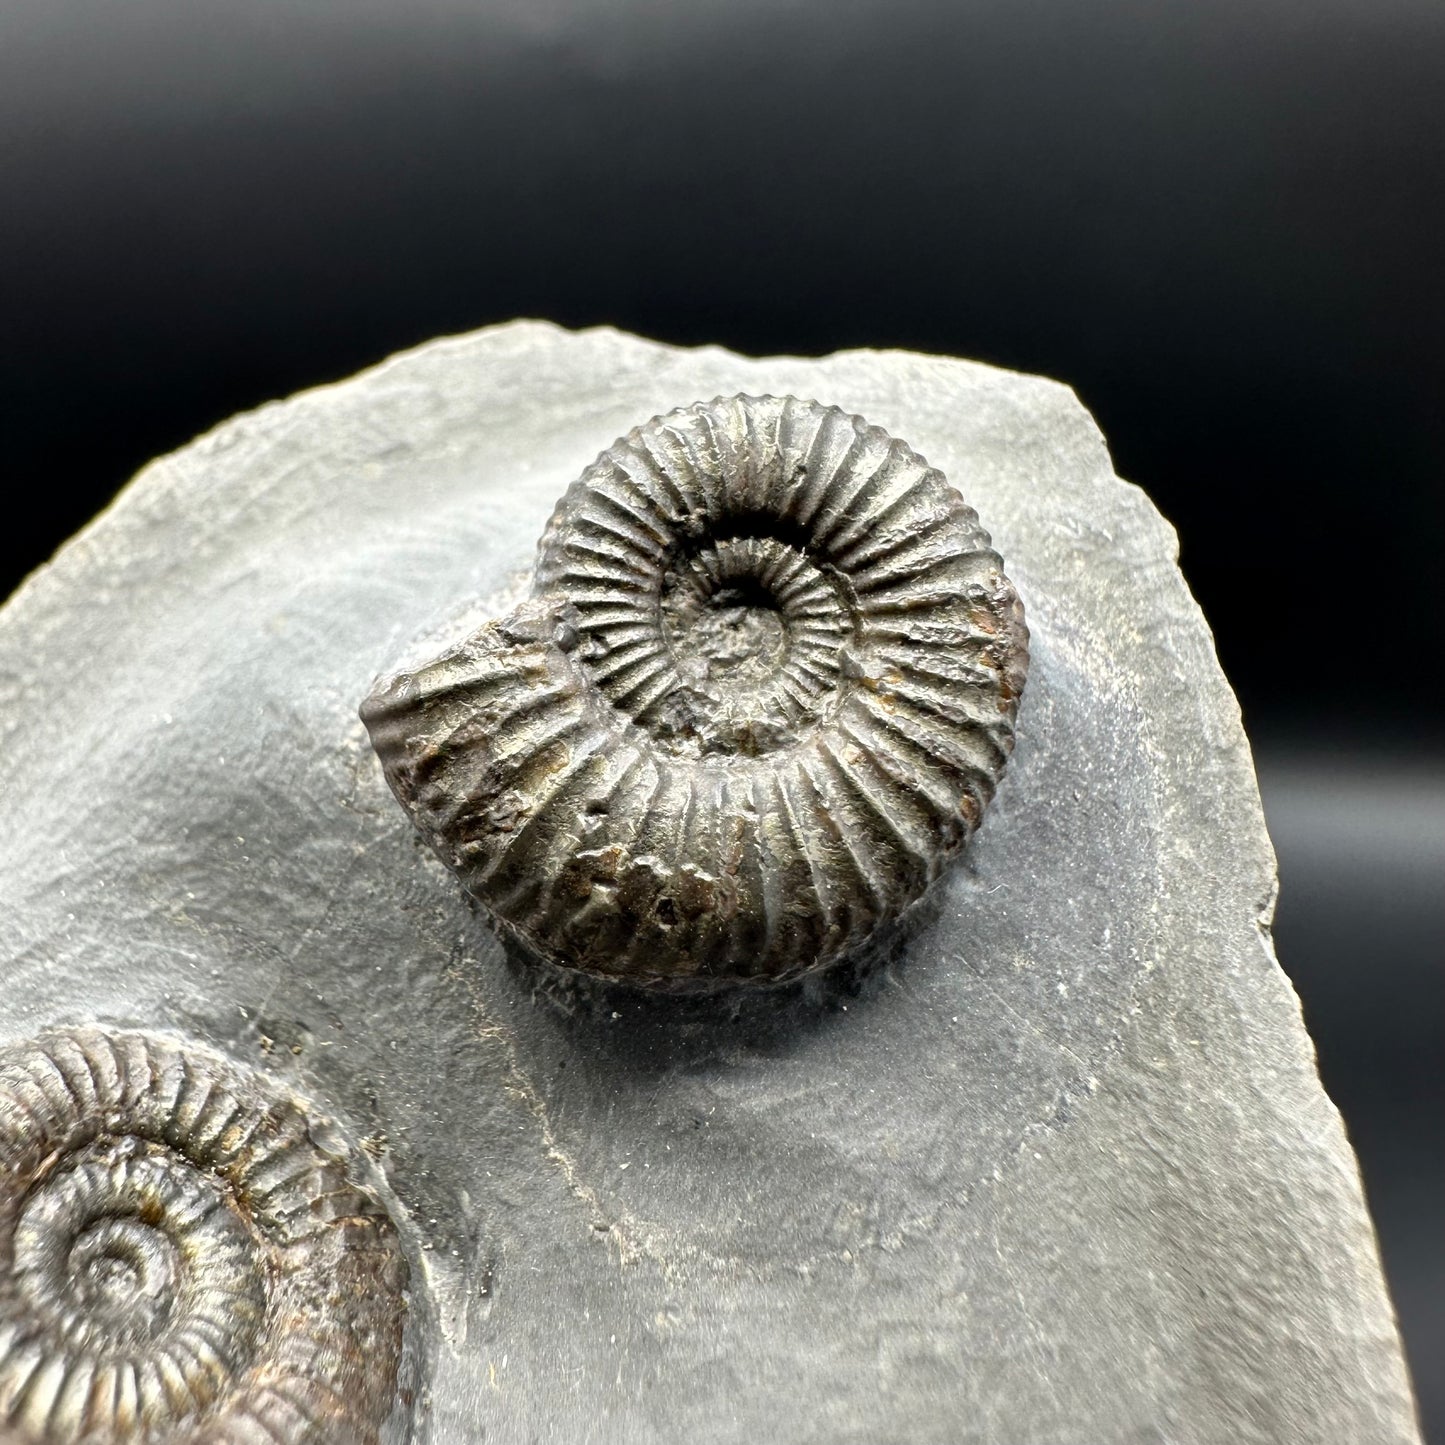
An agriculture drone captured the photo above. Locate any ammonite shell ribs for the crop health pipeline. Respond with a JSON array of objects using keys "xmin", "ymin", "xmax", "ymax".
[
  {"xmin": 363, "ymin": 395, "xmax": 1029, "ymax": 989},
  {"xmin": 0, "ymin": 1027, "xmax": 409, "ymax": 1444}
]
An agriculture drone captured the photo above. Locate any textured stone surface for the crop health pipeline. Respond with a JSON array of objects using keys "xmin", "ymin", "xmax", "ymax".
[{"xmin": 0, "ymin": 323, "xmax": 1419, "ymax": 1443}]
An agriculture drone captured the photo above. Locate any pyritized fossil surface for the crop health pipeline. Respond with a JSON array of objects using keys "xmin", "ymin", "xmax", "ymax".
[
  {"xmin": 0, "ymin": 1027, "xmax": 410, "ymax": 1444},
  {"xmin": 362, "ymin": 395, "xmax": 1028, "ymax": 989}
]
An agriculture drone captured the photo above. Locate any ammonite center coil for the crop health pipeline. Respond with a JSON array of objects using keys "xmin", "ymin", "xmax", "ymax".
[
  {"xmin": 363, "ymin": 395, "xmax": 1029, "ymax": 989},
  {"xmin": 0, "ymin": 1027, "xmax": 409, "ymax": 1444}
]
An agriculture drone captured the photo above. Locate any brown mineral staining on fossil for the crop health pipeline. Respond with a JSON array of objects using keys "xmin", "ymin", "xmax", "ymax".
[
  {"xmin": 363, "ymin": 395, "xmax": 1029, "ymax": 989},
  {"xmin": 0, "ymin": 1027, "xmax": 409, "ymax": 1444}
]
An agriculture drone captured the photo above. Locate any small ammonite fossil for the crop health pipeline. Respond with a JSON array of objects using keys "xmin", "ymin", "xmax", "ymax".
[
  {"xmin": 363, "ymin": 395, "xmax": 1029, "ymax": 990},
  {"xmin": 0, "ymin": 1026, "xmax": 409, "ymax": 1444}
]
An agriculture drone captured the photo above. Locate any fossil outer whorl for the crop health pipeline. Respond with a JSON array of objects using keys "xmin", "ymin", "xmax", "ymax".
[
  {"xmin": 363, "ymin": 395, "xmax": 1029, "ymax": 989},
  {"xmin": 0, "ymin": 1027, "xmax": 409, "ymax": 1444}
]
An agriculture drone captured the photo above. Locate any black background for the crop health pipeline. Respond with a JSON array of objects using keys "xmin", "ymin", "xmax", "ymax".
[{"xmin": 4, "ymin": 0, "xmax": 1442, "ymax": 1431}]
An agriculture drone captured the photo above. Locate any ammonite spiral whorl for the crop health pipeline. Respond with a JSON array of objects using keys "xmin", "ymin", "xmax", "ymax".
[
  {"xmin": 0, "ymin": 1027, "xmax": 409, "ymax": 1443},
  {"xmin": 363, "ymin": 395, "xmax": 1029, "ymax": 989}
]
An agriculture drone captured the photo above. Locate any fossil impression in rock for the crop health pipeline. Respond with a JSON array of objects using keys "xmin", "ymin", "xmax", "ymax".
[
  {"xmin": 0, "ymin": 1026, "xmax": 409, "ymax": 1444},
  {"xmin": 363, "ymin": 395, "xmax": 1029, "ymax": 989}
]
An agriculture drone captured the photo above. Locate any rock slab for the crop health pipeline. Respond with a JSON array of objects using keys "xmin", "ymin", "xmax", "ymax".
[{"xmin": 0, "ymin": 323, "xmax": 1420, "ymax": 1443}]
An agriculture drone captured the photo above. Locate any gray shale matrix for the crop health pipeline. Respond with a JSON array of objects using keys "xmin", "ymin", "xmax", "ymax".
[{"xmin": 0, "ymin": 322, "xmax": 1419, "ymax": 1445}]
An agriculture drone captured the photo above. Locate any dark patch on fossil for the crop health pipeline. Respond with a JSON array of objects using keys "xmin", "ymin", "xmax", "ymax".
[
  {"xmin": 363, "ymin": 395, "xmax": 1028, "ymax": 989},
  {"xmin": 0, "ymin": 1027, "xmax": 409, "ymax": 1443}
]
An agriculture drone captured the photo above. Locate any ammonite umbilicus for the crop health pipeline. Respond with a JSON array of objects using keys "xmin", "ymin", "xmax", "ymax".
[
  {"xmin": 363, "ymin": 395, "xmax": 1028, "ymax": 989},
  {"xmin": 0, "ymin": 1026, "xmax": 409, "ymax": 1444}
]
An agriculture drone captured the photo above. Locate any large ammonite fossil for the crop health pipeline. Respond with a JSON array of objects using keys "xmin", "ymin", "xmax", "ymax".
[
  {"xmin": 363, "ymin": 395, "xmax": 1028, "ymax": 990},
  {"xmin": 0, "ymin": 1027, "xmax": 409, "ymax": 1444}
]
